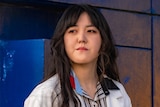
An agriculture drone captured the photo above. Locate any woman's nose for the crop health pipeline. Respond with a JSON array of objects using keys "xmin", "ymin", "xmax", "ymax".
[{"xmin": 77, "ymin": 31, "xmax": 87, "ymax": 43}]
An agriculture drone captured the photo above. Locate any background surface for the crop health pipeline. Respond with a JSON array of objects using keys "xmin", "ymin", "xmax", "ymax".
[{"xmin": 0, "ymin": 0, "xmax": 160, "ymax": 107}]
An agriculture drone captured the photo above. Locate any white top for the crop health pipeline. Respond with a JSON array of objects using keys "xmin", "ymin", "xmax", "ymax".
[{"xmin": 24, "ymin": 74, "xmax": 132, "ymax": 107}]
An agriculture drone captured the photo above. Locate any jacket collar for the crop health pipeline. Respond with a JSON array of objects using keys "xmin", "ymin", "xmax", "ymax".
[
  {"xmin": 70, "ymin": 70, "xmax": 120, "ymax": 97},
  {"xmin": 100, "ymin": 78, "xmax": 120, "ymax": 96}
]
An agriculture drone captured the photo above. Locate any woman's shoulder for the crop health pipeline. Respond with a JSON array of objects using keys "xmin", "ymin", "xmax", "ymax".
[
  {"xmin": 112, "ymin": 79, "xmax": 124, "ymax": 88},
  {"xmin": 24, "ymin": 74, "xmax": 61, "ymax": 107},
  {"xmin": 27, "ymin": 74, "xmax": 60, "ymax": 97},
  {"xmin": 111, "ymin": 78, "xmax": 131, "ymax": 100}
]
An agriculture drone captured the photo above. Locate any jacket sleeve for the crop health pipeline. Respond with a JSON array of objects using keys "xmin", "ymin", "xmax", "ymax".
[
  {"xmin": 24, "ymin": 88, "xmax": 60, "ymax": 107},
  {"xmin": 24, "ymin": 96, "xmax": 41, "ymax": 107},
  {"xmin": 24, "ymin": 75, "xmax": 60, "ymax": 107}
]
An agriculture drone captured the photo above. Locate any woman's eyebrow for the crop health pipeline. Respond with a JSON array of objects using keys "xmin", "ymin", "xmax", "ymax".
[
  {"xmin": 69, "ymin": 24, "xmax": 77, "ymax": 27},
  {"xmin": 86, "ymin": 24, "xmax": 95, "ymax": 27},
  {"xmin": 68, "ymin": 24, "xmax": 95, "ymax": 28}
]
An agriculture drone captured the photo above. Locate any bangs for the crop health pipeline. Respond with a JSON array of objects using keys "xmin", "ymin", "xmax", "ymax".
[
  {"xmin": 55, "ymin": 4, "xmax": 102, "ymax": 38},
  {"xmin": 62, "ymin": 4, "xmax": 100, "ymax": 29},
  {"xmin": 63, "ymin": 6, "xmax": 84, "ymax": 28}
]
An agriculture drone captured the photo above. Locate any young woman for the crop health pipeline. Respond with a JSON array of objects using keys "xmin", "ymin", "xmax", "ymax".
[{"xmin": 24, "ymin": 4, "xmax": 132, "ymax": 107}]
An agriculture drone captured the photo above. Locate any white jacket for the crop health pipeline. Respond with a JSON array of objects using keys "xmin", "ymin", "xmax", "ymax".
[{"xmin": 24, "ymin": 74, "xmax": 132, "ymax": 107}]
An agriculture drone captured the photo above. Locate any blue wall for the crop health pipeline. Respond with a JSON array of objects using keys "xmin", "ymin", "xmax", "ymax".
[
  {"xmin": 0, "ymin": 39, "xmax": 45, "ymax": 107},
  {"xmin": 0, "ymin": 1, "xmax": 68, "ymax": 107}
]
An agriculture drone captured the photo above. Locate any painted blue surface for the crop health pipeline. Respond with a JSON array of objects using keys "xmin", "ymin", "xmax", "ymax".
[
  {"xmin": 0, "ymin": 39, "xmax": 45, "ymax": 107},
  {"xmin": 0, "ymin": 2, "xmax": 67, "ymax": 107}
]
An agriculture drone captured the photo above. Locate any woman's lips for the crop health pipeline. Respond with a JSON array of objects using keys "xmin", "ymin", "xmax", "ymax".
[{"xmin": 76, "ymin": 47, "xmax": 88, "ymax": 50}]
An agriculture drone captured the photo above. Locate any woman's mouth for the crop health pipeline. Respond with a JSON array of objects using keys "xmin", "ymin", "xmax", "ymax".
[{"xmin": 76, "ymin": 47, "xmax": 88, "ymax": 50}]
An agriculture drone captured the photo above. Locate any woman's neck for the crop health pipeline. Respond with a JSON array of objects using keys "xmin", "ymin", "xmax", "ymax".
[
  {"xmin": 72, "ymin": 62, "xmax": 99, "ymax": 99},
  {"xmin": 72, "ymin": 62, "xmax": 98, "ymax": 82}
]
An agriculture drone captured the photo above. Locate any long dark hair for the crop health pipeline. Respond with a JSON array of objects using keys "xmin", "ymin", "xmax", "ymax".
[{"xmin": 44, "ymin": 4, "xmax": 120, "ymax": 107}]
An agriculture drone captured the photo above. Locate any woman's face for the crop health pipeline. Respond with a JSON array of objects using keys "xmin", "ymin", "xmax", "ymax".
[{"xmin": 64, "ymin": 12, "xmax": 102, "ymax": 65}]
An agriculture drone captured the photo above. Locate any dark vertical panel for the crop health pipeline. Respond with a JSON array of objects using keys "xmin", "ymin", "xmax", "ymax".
[
  {"xmin": 153, "ymin": 16, "xmax": 160, "ymax": 107},
  {"xmin": 0, "ymin": 5, "xmax": 60, "ymax": 40},
  {"xmin": 48, "ymin": 0, "xmax": 151, "ymax": 13},
  {"xmin": 152, "ymin": 0, "xmax": 160, "ymax": 14},
  {"xmin": 117, "ymin": 47, "xmax": 151, "ymax": 107},
  {"xmin": 44, "ymin": 39, "xmax": 51, "ymax": 77},
  {"xmin": 101, "ymin": 9, "xmax": 151, "ymax": 48}
]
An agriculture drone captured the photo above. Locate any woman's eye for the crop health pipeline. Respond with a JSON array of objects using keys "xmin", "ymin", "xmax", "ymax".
[
  {"xmin": 68, "ymin": 30, "xmax": 77, "ymax": 33},
  {"xmin": 88, "ymin": 30, "xmax": 96, "ymax": 33}
]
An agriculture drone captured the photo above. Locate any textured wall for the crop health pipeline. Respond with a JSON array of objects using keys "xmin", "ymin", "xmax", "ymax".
[{"xmin": 0, "ymin": 0, "xmax": 159, "ymax": 107}]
